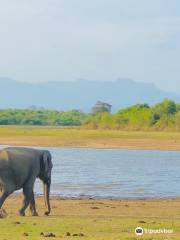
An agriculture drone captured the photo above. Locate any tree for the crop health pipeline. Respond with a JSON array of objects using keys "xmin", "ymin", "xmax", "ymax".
[
  {"xmin": 151, "ymin": 99, "xmax": 176, "ymax": 124},
  {"xmin": 114, "ymin": 104, "xmax": 151, "ymax": 129},
  {"xmin": 91, "ymin": 101, "xmax": 112, "ymax": 114}
]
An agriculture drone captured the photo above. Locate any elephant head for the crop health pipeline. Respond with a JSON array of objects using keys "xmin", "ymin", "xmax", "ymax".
[{"xmin": 39, "ymin": 151, "xmax": 53, "ymax": 215}]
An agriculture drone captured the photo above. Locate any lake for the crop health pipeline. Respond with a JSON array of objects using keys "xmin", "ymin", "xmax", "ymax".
[
  {"xmin": 1, "ymin": 145, "xmax": 180, "ymax": 199},
  {"xmin": 32, "ymin": 147, "xmax": 180, "ymax": 199}
]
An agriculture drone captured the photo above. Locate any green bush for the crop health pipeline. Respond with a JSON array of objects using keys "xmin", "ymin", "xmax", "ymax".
[{"xmin": 0, "ymin": 99, "xmax": 180, "ymax": 130}]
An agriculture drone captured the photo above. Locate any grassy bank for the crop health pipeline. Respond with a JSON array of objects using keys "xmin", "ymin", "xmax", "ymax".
[
  {"xmin": 0, "ymin": 126, "xmax": 180, "ymax": 150},
  {"xmin": 0, "ymin": 195, "xmax": 179, "ymax": 239}
]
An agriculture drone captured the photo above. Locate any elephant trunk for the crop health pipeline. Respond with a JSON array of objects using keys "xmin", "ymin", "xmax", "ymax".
[{"xmin": 43, "ymin": 180, "xmax": 51, "ymax": 215}]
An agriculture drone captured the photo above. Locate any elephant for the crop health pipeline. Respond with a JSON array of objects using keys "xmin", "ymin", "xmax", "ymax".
[{"xmin": 0, "ymin": 147, "xmax": 53, "ymax": 216}]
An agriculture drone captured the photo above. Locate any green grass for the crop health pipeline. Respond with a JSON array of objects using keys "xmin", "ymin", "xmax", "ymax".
[
  {"xmin": 0, "ymin": 215, "xmax": 179, "ymax": 240},
  {"xmin": 0, "ymin": 125, "xmax": 180, "ymax": 139},
  {"xmin": 0, "ymin": 125, "xmax": 180, "ymax": 150}
]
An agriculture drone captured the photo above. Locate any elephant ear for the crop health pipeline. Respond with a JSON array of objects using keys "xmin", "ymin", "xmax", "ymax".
[{"xmin": 42, "ymin": 151, "xmax": 50, "ymax": 174}]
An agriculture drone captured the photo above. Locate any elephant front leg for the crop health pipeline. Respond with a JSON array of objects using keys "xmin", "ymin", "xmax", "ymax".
[
  {"xmin": 29, "ymin": 192, "xmax": 38, "ymax": 216},
  {"xmin": 19, "ymin": 185, "xmax": 33, "ymax": 216},
  {"xmin": 19, "ymin": 195, "xmax": 29, "ymax": 216},
  {"xmin": 19, "ymin": 189, "xmax": 38, "ymax": 216}
]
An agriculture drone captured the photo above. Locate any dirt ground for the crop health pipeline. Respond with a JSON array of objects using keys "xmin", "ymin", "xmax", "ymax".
[
  {"xmin": 1, "ymin": 136, "xmax": 180, "ymax": 150},
  {"xmin": 0, "ymin": 195, "xmax": 180, "ymax": 239}
]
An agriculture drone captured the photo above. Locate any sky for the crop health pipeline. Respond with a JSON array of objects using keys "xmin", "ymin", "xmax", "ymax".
[{"xmin": 0, "ymin": 0, "xmax": 180, "ymax": 92}]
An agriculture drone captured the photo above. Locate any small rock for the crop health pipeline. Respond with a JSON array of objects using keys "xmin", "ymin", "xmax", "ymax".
[
  {"xmin": 72, "ymin": 233, "xmax": 78, "ymax": 236},
  {"xmin": 12, "ymin": 221, "xmax": 21, "ymax": 225},
  {"xmin": 138, "ymin": 220, "xmax": 146, "ymax": 223},
  {"xmin": 23, "ymin": 232, "xmax": 29, "ymax": 236},
  {"xmin": 43, "ymin": 232, "xmax": 56, "ymax": 238},
  {"xmin": 91, "ymin": 207, "xmax": 99, "ymax": 209},
  {"xmin": 79, "ymin": 233, "xmax": 85, "ymax": 237},
  {"xmin": 66, "ymin": 232, "xmax": 71, "ymax": 236},
  {"xmin": 72, "ymin": 233, "xmax": 84, "ymax": 237}
]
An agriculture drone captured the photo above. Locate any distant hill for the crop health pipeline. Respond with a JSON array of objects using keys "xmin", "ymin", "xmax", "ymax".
[{"xmin": 0, "ymin": 77, "xmax": 180, "ymax": 112}]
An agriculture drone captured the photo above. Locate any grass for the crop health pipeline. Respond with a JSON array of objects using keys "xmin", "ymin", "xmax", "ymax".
[
  {"xmin": 0, "ymin": 125, "xmax": 180, "ymax": 150},
  {"xmin": 1, "ymin": 125, "xmax": 180, "ymax": 138},
  {"xmin": 0, "ymin": 196, "xmax": 180, "ymax": 240}
]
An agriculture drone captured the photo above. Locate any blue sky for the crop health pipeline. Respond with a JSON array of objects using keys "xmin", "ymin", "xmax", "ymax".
[{"xmin": 0, "ymin": 0, "xmax": 180, "ymax": 92}]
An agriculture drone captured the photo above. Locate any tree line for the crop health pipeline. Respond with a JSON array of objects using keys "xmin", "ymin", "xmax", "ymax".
[{"xmin": 0, "ymin": 99, "xmax": 180, "ymax": 130}]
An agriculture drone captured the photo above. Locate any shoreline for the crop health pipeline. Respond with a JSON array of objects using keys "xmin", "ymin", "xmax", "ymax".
[
  {"xmin": 5, "ymin": 194, "xmax": 180, "ymax": 212},
  {"xmin": 12, "ymin": 192, "xmax": 180, "ymax": 201}
]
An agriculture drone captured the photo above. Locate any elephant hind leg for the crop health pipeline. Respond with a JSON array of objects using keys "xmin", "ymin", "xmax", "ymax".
[
  {"xmin": 0, "ymin": 191, "xmax": 9, "ymax": 209},
  {"xmin": 0, "ymin": 184, "xmax": 15, "ymax": 209}
]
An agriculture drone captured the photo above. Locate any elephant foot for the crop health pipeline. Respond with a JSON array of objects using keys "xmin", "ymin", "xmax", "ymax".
[
  {"xmin": 31, "ymin": 211, "xmax": 38, "ymax": 216},
  {"xmin": 19, "ymin": 210, "xmax": 25, "ymax": 216},
  {"xmin": 44, "ymin": 211, "xmax": 50, "ymax": 216},
  {"xmin": 0, "ymin": 208, "xmax": 7, "ymax": 218}
]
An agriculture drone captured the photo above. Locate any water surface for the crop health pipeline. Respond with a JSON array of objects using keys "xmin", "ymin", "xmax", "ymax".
[
  {"xmin": 1, "ymin": 146, "xmax": 180, "ymax": 198},
  {"xmin": 33, "ymin": 147, "xmax": 180, "ymax": 199}
]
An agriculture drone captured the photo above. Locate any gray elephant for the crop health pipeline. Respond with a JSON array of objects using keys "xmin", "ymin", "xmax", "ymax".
[{"xmin": 0, "ymin": 147, "xmax": 53, "ymax": 216}]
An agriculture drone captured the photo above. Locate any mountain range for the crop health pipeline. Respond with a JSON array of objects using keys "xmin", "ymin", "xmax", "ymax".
[{"xmin": 0, "ymin": 77, "xmax": 180, "ymax": 112}]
